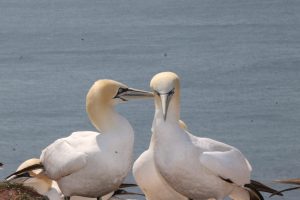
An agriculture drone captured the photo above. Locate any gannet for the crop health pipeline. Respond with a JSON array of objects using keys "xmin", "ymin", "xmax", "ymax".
[
  {"xmin": 150, "ymin": 72, "xmax": 280, "ymax": 200},
  {"xmin": 132, "ymin": 120, "xmax": 188, "ymax": 200},
  {"xmin": 6, "ymin": 80, "xmax": 153, "ymax": 200},
  {"xmin": 8, "ymin": 158, "xmax": 63, "ymax": 200},
  {"xmin": 270, "ymin": 178, "xmax": 300, "ymax": 196},
  {"xmin": 8, "ymin": 158, "xmax": 141, "ymax": 200}
]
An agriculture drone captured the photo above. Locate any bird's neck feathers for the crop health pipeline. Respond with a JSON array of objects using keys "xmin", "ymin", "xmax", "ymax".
[
  {"xmin": 87, "ymin": 100, "xmax": 115, "ymax": 132},
  {"xmin": 24, "ymin": 175, "xmax": 52, "ymax": 195},
  {"xmin": 170, "ymin": 88, "xmax": 180, "ymax": 121},
  {"xmin": 86, "ymin": 88, "xmax": 131, "ymax": 133}
]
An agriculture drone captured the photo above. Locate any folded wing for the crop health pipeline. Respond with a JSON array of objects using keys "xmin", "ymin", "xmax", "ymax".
[
  {"xmin": 200, "ymin": 148, "xmax": 252, "ymax": 186},
  {"xmin": 41, "ymin": 138, "xmax": 88, "ymax": 180}
]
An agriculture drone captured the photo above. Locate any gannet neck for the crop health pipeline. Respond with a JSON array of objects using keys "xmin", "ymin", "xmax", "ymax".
[
  {"xmin": 87, "ymin": 100, "xmax": 117, "ymax": 133},
  {"xmin": 23, "ymin": 176, "xmax": 52, "ymax": 195},
  {"xmin": 148, "ymin": 132, "xmax": 156, "ymax": 149},
  {"xmin": 86, "ymin": 80, "xmax": 125, "ymax": 133}
]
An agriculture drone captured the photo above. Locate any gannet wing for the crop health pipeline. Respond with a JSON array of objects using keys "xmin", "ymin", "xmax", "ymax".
[
  {"xmin": 41, "ymin": 138, "xmax": 88, "ymax": 180},
  {"xmin": 200, "ymin": 148, "xmax": 252, "ymax": 186}
]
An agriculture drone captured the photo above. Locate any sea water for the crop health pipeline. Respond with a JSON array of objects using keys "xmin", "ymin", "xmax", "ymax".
[{"xmin": 0, "ymin": 1, "xmax": 299, "ymax": 199}]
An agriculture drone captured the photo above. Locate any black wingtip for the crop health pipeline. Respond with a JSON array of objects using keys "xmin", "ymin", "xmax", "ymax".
[
  {"xmin": 270, "ymin": 186, "xmax": 300, "ymax": 197},
  {"xmin": 119, "ymin": 183, "xmax": 138, "ymax": 188},
  {"xmin": 113, "ymin": 189, "xmax": 145, "ymax": 196},
  {"xmin": 245, "ymin": 183, "xmax": 264, "ymax": 200},
  {"xmin": 250, "ymin": 179, "xmax": 283, "ymax": 196}
]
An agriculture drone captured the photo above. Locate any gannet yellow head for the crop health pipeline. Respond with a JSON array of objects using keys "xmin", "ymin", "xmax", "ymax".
[
  {"xmin": 17, "ymin": 158, "xmax": 42, "ymax": 174},
  {"xmin": 87, "ymin": 79, "xmax": 153, "ymax": 105},
  {"xmin": 16, "ymin": 158, "xmax": 52, "ymax": 195},
  {"xmin": 150, "ymin": 72, "xmax": 180, "ymax": 121},
  {"xmin": 87, "ymin": 79, "xmax": 153, "ymax": 131}
]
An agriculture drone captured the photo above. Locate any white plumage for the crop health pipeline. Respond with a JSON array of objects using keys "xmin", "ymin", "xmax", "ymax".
[
  {"xmin": 133, "ymin": 120, "xmax": 189, "ymax": 200},
  {"xmin": 150, "ymin": 72, "xmax": 254, "ymax": 200},
  {"xmin": 7, "ymin": 80, "xmax": 152, "ymax": 199}
]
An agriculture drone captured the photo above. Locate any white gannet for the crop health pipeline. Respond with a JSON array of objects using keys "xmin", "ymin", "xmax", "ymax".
[
  {"xmin": 150, "ymin": 72, "xmax": 280, "ymax": 200},
  {"xmin": 8, "ymin": 158, "xmax": 141, "ymax": 200},
  {"xmin": 132, "ymin": 120, "xmax": 188, "ymax": 200},
  {"xmin": 6, "ymin": 79, "xmax": 153, "ymax": 200}
]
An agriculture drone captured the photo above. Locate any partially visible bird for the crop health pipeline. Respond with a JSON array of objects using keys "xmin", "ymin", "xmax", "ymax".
[
  {"xmin": 6, "ymin": 80, "xmax": 153, "ymax": 200},
  {"xmin": 7, "ymin": 158, "xmax": 144, "ymax": 200},
  {"xmin": 7, "ymin": 158, "xmax": 63, "ymax": 200}
]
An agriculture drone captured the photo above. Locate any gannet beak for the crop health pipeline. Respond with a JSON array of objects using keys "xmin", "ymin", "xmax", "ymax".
[
  {"xmin": 6, "ymin": 172, "xmax": 31, "ymax": 182},
  {"xmin": 119, "ymin": 88, "xmax": 153, "ymax": 101},
  {"xmin": 160, "ymin": 94, "xmax": 171, "ymax": 121}
]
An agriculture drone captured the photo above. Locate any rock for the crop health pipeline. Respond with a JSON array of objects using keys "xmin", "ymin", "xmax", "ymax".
[{"xmin": 0, "ymin": 182, "xmax": 48, "ymax": 200}]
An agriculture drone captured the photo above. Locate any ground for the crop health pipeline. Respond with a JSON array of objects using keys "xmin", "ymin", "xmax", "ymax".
[{"xmin": 0, "ymin": 182, "xmax": 48, "ymax": 200}]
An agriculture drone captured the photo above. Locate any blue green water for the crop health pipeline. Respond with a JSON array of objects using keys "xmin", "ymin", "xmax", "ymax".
[{"xmin": 0, "ymin": 1, "xmax": 299, "ymax": 199}]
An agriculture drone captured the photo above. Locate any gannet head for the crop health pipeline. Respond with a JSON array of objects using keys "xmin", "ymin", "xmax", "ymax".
[
  {"xmin": 87, "ymin": 79, "xmax": 153, "ymax": 131},
  {"xmin": 150, "ymin": 72, "xmax": 180, "ymax": 121},
  {"xmin": 16, "ymin": 158, "xmax": 52, "ymax": 195},
  {"xmin": 87, "ymin": 79, "xmax": 153, "ymax": 105}
]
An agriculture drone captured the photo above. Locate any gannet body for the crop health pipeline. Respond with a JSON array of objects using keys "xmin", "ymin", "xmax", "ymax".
[
  {"xmin": 132, "ymin": 120, "xmax": 188, "ymax": 200},
  {"xmin": 42, "ymin": 129, "xmax": 131, "ymax": 198},
  {"xmin": 14, "ymin": 159, "xmax": 129, "ymax": 200},
  {"xmin": 150, "ymin": 72, "xmax": 272, "ymax": 200},
  {"xmin": 7, "ymin": 80, "xmax": 152, "ymax": 199}
]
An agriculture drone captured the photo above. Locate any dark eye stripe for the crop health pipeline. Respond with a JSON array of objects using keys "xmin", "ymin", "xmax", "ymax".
[
  {"xmin": 118, "ymin": 87, "xmax": 128, "ymax": 94},
  {"xmin": 154, "ymin": 89, "xmax": 174, "ymax": 96},
  {"xmin": 168, "ymin": 88, "xmax": 175, "ymax": 95}
]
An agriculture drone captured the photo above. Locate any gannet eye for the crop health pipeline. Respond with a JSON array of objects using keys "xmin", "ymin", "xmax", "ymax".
[
  {"xmin": 117, "ymin": 88, "xmax": 128, "ymax": 94},
  {"xmin": 113, "ymin": 87, "xmax": 129, "ymax": 100},
  {"xmin": 168, "ymin": 88, "xmax": 175, "ymax": 96}
]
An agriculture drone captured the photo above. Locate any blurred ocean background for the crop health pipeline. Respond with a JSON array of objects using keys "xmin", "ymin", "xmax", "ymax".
[{"xmin": 0, "ymin": 0, "xmax": 299, "ymax": 199}]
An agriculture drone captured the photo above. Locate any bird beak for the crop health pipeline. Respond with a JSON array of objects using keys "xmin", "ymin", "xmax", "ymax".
[
  {"xmin": 6, "ymin": 172, "xmax": 32, "ymax": 182},
  {"xmin": 119, "ymin": 88, "xmax": 153, "ymax": 101},
  {"xmin": 160, "ymin": 93, "xmax": 171, "ymax": 121}
]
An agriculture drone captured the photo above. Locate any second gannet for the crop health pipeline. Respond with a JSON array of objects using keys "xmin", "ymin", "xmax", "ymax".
[
  {"xmin": 8, "ymin": 158, "xmax": 63, "ymax": 200},
  {"xmin": 150, "ymin": 72, "xmax": 280, "ymax": 200},
  {"xmin": 6, "ymin": 80, "xmax": 153, "ymax": 200},
  {"xmin": 9, "ymin": 158, "xmax": 142, "ymax": 200},
  {"xmin": 132, "ymin": 120, "xmax": 188, "ymax": 200}
]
